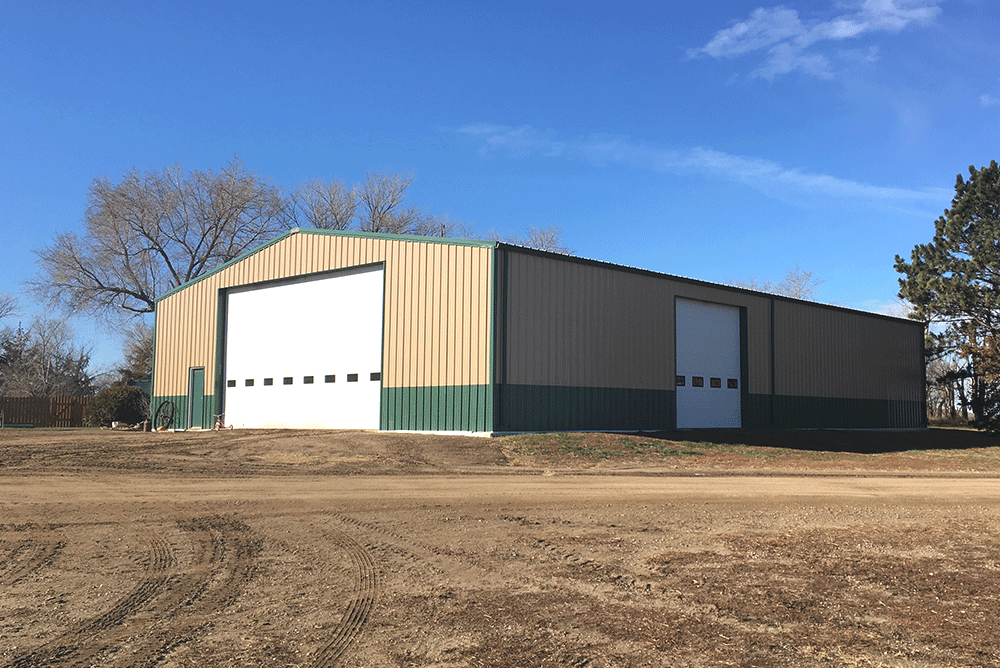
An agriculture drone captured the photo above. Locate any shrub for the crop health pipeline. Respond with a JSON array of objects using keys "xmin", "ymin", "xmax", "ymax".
[{"xmin": 84, "ymin": 385, "xmax": 149, "ymax": 427}]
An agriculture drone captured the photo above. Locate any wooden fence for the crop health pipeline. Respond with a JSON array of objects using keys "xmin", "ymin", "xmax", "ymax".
[{"xmin": 0, "ymin": 396, "xmax": 92, "ymax": 428}]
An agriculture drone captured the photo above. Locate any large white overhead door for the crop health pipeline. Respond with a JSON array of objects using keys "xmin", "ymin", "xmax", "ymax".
[
  {"xmin": 223, "ymin": 266, "xmax": 384, "ymax": 429},
  {"xmin": 676, "ymin": 298, "xmax": 741, "ymax": 428}
]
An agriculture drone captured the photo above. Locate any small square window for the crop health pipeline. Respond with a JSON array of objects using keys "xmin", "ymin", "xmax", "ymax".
[
  {"xmin": 692, "ymin": 376, "xmax": 704, "ymax": 387},
  {"xmin": 370, "ymin": 372, "xmax": 381, "ymax": 381},
  {"xmin": 727, "ymin": 378, "xmax": 739, "ymax": 389},
  {"xmin": 283, "ymin": 377, "xmax": 293, "ymax": 385},
  {"xmin": 227, "ymin": 380, "xmax": 236, "ymax": 388},
  {"xmin": 245, "ymin": 378, "xmax": 254, "ymax": 387},
  {"xmin": 264, "ymin": 378, "xmax": 273, "ymax": 386},
  {"xmin": 710, "ymin": 377, "xmax": 721, "ymax": 388},
  {"xmin": 303, "ymin": 376, "xmax": 314, "ymax": 384},
  {"xmin": 325, "ymin": 375, "xmax": 336, "ymax": 383},
  {"xmin": 347, "ymin": 373, "xmax": 358, "ymax": 382},
  {"xmin": 676, "ymin": 375, "xmax": 685, "ymax": 386}
]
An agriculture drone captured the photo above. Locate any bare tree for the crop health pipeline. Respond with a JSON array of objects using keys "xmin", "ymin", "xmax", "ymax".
[
  {"xmin": 926, "ymin": 353, "xmax": 968, "ymax": 421},
  {"xmin": 490, "ymin": 225, "xmax": 571, "ymax": 254},
  {"xmin": 356, "ymin": 171, "xmax": 426, "ymax": 234},
  {"xmin": 288, "ymin": 179, "xmax": 357, "ymax": 230},
  {"xmin": 410, "ymin": 214, "xmax": 472, "ymax": 238},
  {"xmin": 31, "ymin": 159, "xmax": 288, "ymax": 321},
  {"xmin": 288, "ymin": 172, "xmax": 465, "ymax": 237},
  {"xmin": 522, "ymin": 225, "xmax": 570, "ymax": 253},
  {"xmin": 0, "ymin": 293, "xmax": 16, "ymax": 322},
  {"xmin": 728, "ymin": 265, "xmax": 824, "ymax": 301},
  {"xmin": 775, "ymin": 265, "xmax": 824, "ymax": 300}
]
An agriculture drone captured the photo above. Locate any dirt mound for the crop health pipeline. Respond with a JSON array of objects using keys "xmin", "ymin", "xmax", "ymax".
[{"xmin": 2, "ymin": 427, "xmax": 998, "ymax": 478}]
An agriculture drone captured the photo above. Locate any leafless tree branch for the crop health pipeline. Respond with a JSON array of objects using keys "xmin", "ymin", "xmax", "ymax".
[
  {"xmin": 490, "ymin": 225, "xmax": 570, "ymax": 254},
  {"xmin": 31, "ymin": 159, "xmax": 289, "ymax": 322},
  {"xmin": 0, "ymin": 293, "xmax": 17, "ymax": 322}
]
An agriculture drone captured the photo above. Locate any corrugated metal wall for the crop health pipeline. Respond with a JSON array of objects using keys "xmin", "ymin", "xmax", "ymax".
[
  {"xmin": 771, "ymin": 300, "xmax": 926, "ymax": 428},
  {"xmin": 499, "ymin": 249, "xmax": 673, "ymax": 390},
  {"xmin": 497, "ymin": 246, "xmax": 924, "ymax": 431},
  {"xmin": 381, "ymin": 237, "xmax": 492, "ymax": 396},
  {"xmin": 495, "ymin": 248, "xmax": 773, "ymax": 431},
  {"xmin": 773, "ymin": 300, "xmax": 923, "ymax": 401},
  {"xmin": 153, "ymin": 230, "xmax": 494, "ymax": 429},
  {"xmin": 498, "ymin": 248, "xmax": 772, "ymax": 391}
]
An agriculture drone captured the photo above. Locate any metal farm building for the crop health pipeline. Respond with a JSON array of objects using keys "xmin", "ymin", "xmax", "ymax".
[{"xmin": 151, "ymin": 229, "xmax": 926, "ymax": 433}]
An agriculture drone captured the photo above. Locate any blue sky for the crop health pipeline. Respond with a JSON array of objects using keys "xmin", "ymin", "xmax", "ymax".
[{"xmin": 1, "ymin": 0, "xmax": 997, "ymax": 370}]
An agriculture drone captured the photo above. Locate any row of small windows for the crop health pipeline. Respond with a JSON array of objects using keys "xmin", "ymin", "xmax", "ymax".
[
  {"xmin": 676, "ymin": 376, "xmax": 738, "ymax": 389},
  {"xmin": 227, "ymin": 372, "xmax": 381, "ymax": 388}
]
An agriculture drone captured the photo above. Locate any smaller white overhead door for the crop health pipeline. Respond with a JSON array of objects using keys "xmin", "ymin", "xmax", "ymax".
[
  {"xmin": 224, "ymin": 266, "xmax": 384, "ymax": 429},
  {"xmin": 676, "ymin": 298, "xmax": 741, "ymax": 428}
]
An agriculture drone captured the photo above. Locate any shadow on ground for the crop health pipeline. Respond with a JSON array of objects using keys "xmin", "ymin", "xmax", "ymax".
[{"xmin": 641, "ymin": 427, "xmax": 997, "ymax": 454}]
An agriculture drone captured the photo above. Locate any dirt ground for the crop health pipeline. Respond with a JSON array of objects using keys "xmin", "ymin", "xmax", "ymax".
[{"xmin": 3, "ymin": 427, "xmax": 1000, "ymax": 667}]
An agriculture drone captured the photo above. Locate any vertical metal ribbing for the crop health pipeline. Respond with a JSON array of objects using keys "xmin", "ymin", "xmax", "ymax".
[{"xmin": 770, "ymin": 295, "xmax": 776, "ymax": 427}]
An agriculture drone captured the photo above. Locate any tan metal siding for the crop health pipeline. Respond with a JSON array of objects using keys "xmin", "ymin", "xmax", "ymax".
[
  {"xmin": 154, "ymin": 232, "xmax": 493, "ymax": 399},
  {"xmin": 773, "ymin": 300, "xmax": 924, "ymax": 401},
  {"xmin": 501, "ymin": 249, "xmax": 772, "ymax": 393},
  {"xmin": 502, "ymin": 251, "xmax": 673, "ymax": 389}
]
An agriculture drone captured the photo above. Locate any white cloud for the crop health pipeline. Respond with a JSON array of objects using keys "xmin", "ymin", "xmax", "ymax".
[
  {"xmin": 843, "ymin": 45, "xmax": 881, "ymax": 63},
  {"xmin": 693, "ymin": 7, "xmax": 804, "ymax": 58},
  {"xmin": 981, "ymin": 93, "xmax": 1000, "ymax": 107},
  {"xmin": 458, "ymin": 123, "xmax": 568, "ymax": 157},
  {"xmin": 457, "ymin": 123, "xmax": 950, "ymax": 203},
  {"xmin": 753, "ymin": 42, "xmax": 832, "ymax": 79},
  {"xmin": 689, "ymin": 0, "xmax": 942, "ymax": 80}
]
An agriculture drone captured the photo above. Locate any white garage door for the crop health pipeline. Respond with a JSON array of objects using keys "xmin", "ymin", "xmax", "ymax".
[
  {"xmin": 676, "ymin": 298, "xmax": 741, "ymax": 428},
  {"xmin": 223, "ymin": 266, "xmax": 384, "ymax": 429}
]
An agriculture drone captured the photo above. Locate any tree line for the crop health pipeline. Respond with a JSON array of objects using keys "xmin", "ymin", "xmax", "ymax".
[{"xmin": 0, "ymin": 313, "xmax": 94, "ymax": 398}]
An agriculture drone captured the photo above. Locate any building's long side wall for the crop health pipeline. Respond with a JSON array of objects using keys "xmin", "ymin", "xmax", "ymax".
[
  {"xmin": 495, "ymin": 249, "xmax": 772, "ymax": 431},
  {"xmin": 153, "ymin": 232, "xmax": 493, "ymax": 431},
  {"xmin": 497, "ymin": 248, "xmax": 924, "ymax": 431}
]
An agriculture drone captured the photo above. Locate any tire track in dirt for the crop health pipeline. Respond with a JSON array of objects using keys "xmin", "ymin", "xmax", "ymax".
[
  {"xmin": 5, "ymin": 525, "xmax": 174, "ymax": 668},
  {"xmin": 327, "ymin": 515, "xmax": 606, "ymax": 668},
  {"xmin": 307, "ymin": 527, "xmax": 378, "ymax": 668},
  {"xmin": 118, "ymin": 515, "xmax": 261, "ymax": 668},
  {"xmin": 3, "ymin": 516, "xmax": 260, "ymax": 668},
  {"xmin": 331, "ymin": 515, "xmax": 495, "ymax": 584},
  {"xmin": 0, "ymin": 529, "xmax": 65, "ymax": 587}
]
